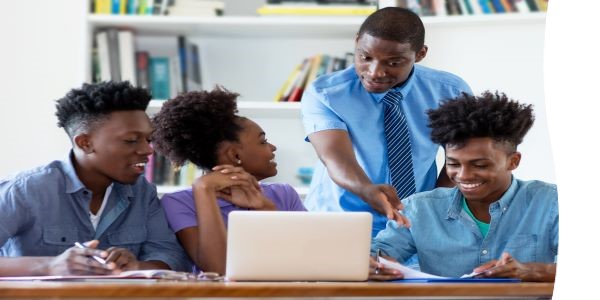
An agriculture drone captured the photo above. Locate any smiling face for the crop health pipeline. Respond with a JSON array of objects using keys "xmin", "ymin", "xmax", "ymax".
[
  {"xmin": 235, "ymin": 118, "xmax": 278, "ymax": 181},
  {"xmin": 445, "ymin": 137, "xmax": 521, "ymax": 205},
  {"xmin": 77, "ymin": 110, "xmax": 154, "ymax": 186},
  {"xmin": 354, "ymin": 33, "xmax": 427, "ymax": 93}
]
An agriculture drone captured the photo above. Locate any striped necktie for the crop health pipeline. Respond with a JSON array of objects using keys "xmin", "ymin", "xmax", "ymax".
[{"xmin": 382, "ymin": 91, "xmax": 416, "ymax": 199}]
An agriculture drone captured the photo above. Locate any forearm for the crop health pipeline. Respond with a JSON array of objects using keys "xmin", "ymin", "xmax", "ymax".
[
  {"xmin": 323, "ymin": 156, "xmax": 373, "ymax": 198},
  {"xmin": 309, "ymin": 130, "xmax": 373, "ymax": 199},
  {"xmin": 0, "ymin": 257, "xmax": 52, "ymax": 276},
  {"xmin": 193, "ymin": 185, "xmax": 227, "ymax": 275}
]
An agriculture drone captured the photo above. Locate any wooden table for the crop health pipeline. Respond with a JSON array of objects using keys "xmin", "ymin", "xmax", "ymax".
[{"xmin": 0, "ymin": 281, "xmax": 554, "ymax": 299}]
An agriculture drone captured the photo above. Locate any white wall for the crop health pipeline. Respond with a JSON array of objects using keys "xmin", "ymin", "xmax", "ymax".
[{"xmin": 0, "ymin": 0, "xmax": 86, "ymax": 178}]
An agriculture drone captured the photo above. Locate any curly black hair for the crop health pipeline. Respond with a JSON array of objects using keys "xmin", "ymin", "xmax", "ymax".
[
  {"xmin": 358, "ymin": 7, "xmax": 425, "ymax": 52},
  {"xmin": 151, "ymin": 86, "xmax": 242, "ymax": 169},
  {"xmin": 427, "ymin": 91, "xmax": 535, "ymax": 151},
  {"xmin": 55, "ymin": 81, "xmax": 151, "ymax": 138}
]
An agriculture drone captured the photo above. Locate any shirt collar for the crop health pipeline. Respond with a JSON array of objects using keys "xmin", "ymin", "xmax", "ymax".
[
  {"xmin": 447, "ymin": 176, "xmax": 518, "ymax": 219},
  {"xmin": 61, "ymin": 150, "xmax": 134, "ymax": 199},
  {"xmin": 61, "ymin": 151, "xmax": 86, "ymax": 194},
  {"xmin": 372, "ymin": 66, "xmax": 416, "ymax": 104}
]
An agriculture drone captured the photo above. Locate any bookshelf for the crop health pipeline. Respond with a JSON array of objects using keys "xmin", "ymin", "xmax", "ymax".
[{"xmin": 84, "ymin": 3, "xmax": 552, "ymax": 197}]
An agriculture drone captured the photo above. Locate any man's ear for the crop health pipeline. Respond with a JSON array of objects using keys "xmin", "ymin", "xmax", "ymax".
[
  {"xmin": 507, "ymin": 152, "xmax": 521, "ymax": 171},
  {"xmin": 415, "ymin": 45, "xmax": 428, "ymax": 63},
  {"xmin": 73, "ymin": 133, "xmax": 94, "ymax": 154}
]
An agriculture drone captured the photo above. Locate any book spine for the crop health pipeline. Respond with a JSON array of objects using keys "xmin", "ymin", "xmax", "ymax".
[
  {"xmin": 177, "ymin": 36, "xmax": 189, "ymax": 92},
  {"xmin": 118, "ymin": 31, "xmax": 137, "ymax": 85},
  {"xmin": 149, "ymin": 57, "xmax": 171, "ymax": 100},
  {"xmin": 106, "ymin": 29, "xmax": 122, "ymax": 81},
  {"xmin": 135, "ymin": 51, "xmax": 150, "ymax": 88}
]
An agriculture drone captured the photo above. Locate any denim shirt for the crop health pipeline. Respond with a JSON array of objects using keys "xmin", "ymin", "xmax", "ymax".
[
  {"xmin": 0, "ymin": 155, "xmax": 190, "ymax": 271},
  {"xmin": 301, "ymin": 64, "xmax": 472, "ymax": 235},
  {"xmin": 372, "ymin": 178, "xmax": 558, "ymax": 278}
]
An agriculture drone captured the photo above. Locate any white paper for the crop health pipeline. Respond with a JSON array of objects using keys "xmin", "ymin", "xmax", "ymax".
[{"xmin": 378, "ymin": 256, "xmax": 447, "ymax": 279}]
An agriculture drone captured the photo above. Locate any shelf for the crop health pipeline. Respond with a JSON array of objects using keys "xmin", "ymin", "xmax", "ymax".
[
  {"xmin": 146, "ymin": 100, "xmax": 301, "ymax": 118},
  {"xmin": 157, "ymin": 185, "xmax": 309, "ymax": 198},
  {"xmin": 87, "ymin": 13, "xmax": 546, "ymax": 38}
]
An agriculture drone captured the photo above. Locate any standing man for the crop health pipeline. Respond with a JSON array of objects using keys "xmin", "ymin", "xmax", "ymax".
[
  {"xmin": 0, "ymin": 81, "xmax": 189, "ymax": 276},
  {"xmin": 301, "ymin": 7, "xmax": 472, "ymax": 234}
]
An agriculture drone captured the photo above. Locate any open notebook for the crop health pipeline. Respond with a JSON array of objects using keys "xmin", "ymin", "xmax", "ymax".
[{"xmin": 225, "ymin": 211, "xmax": 373, "ymax": 281}]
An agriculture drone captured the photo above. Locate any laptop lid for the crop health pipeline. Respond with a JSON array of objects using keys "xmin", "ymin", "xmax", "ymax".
[{"xmin": 225, "ymin": 211, "xmax": 372, "ymax": 281}]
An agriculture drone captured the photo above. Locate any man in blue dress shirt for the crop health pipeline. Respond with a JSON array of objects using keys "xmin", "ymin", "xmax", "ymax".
[
  {"xmin": 0, "ymin": 81, "xmax": 189, "ymax": 276},
  {"xmin": 301, "ymin": 7, "xmax": 472, "ymax": 235},
  {"xmin": 369, "ymin": 91, "xmax": 557, "ymax": 282}
]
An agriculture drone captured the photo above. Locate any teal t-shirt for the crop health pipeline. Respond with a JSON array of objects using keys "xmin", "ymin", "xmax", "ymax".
[{"xmin": 462, "ymin": 197, "xmax": 490, "ymax": 237}]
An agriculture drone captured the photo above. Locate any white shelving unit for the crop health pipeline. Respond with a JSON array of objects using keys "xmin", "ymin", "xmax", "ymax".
[{"xmin": 84, "ymin": 8, "xmax": 553, "ymax": 197}]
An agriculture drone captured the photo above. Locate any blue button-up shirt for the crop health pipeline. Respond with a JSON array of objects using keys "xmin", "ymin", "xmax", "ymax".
[
  {"xmin": 372, "ymin": 178, "xmax": 558, "ymax": 278},
  {"xmin": 301, "ymin": 64, "xmax": 472, "ymax": 234},
  {"xmin": 0, "ymin": 155, "xmax": 190, "ymax": 271}
]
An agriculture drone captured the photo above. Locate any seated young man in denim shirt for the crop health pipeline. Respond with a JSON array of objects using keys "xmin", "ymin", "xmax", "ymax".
[
  {"xmin": 369, "ymin": 91, "xmax": 557, "ymax": 282},
  {"xmin": 0, "ymin": 81, "xmax": 189, "ymax": 276}
]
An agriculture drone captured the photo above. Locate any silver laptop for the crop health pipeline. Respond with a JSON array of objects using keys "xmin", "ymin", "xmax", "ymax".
[{"xmin": 225, "ymin": 211, "xmax": 372, "ymax": 281}]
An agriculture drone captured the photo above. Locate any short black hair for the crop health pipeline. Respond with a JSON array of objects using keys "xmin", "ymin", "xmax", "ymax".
[
  {"xmin": 427, "ymin": 91, "xmax": 535, "ymax": 151},
  {"xmin": 55, "ymin": 81, "xmax": 151, "ymax": 138},
  {"xmin": 151, "ymin": 86, "xmax": 243, "ymax": 169},
  {"xmin": 357, "ymin": 7, "xmax": 425, "ymax": 51}
]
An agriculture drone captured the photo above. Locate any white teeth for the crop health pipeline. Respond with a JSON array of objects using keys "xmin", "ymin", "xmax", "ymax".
[
  {"xmin": 134, "ymin": 163, "xmax": 146, "ymax": 167},
  {"xmin": 459, "ymin": 182, "xmax": 483, "ymax": 189}
]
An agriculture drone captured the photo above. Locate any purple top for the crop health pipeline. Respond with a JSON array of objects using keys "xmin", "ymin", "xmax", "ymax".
[{"xmin": 161, "ymin": 182, "xmax": 307, "ymax": 233}]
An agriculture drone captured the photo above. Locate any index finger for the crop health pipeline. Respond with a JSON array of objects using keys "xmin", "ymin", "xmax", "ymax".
[{"xmin": 392, "ymin": 210, "xmax": 411, "ymax": 228}]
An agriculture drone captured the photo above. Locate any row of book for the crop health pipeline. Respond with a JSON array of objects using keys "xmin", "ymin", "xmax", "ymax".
[
  {"xmin": 259, "ymin": 0, "xmax": 548, "ymax": 16},
  {"xmin": 92, "ymin": 0, "xmax": 225, "ymax": 16},
  {"xmin": 274, "ymin": 53, "xmax": 354, "ymax": 102},
  {"xmin": 383, "ymin": 0, "xmax": 548, "ymax": 15},
  {"xmin": 145, "ymin": 153, "xmax": 203, "ymax": 187},
  {"xmin": 92, "ymin": 30, "xmax": 202, "ymax": 100}
]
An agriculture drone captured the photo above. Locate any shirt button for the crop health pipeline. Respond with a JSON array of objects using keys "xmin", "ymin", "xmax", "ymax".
[{"xmin": 482, "ymin": 249, "xmax": 488, "ymax": 255}]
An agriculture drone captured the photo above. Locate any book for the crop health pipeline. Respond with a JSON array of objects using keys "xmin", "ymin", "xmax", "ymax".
[
  {"xmin": 118, "ymin": 31, "xmax": 137, "ymax": 84},
  {"xmin": 188, "ymin": 43, "xmax": 203, "ymax": 92},
  {"xmin": 149, "ymin": 57, "xmax": 171, "ymax": 100},
  {"xmin": 257, "ymin": 4, "xmax": 376, "ymax": 16},
  {"xmin": 512, "ymin": 0, "xmax": 531, "ymax": 12},
  {"xmin": 274, "ymin": 62, "xmax": 302, "ymax": 102},
  {"xmin": 168, "ymin": 0, "xmax": 225, "ymax": 17},
  {"xmin": 94, "ymin": 0, "xmax": 112, "ymax": 14},
  {"xmin": 135, "ymin": 51, "xmax": 150, "ymax": 88},
  {"xmin": 95, "ymin": 31, "xmax": 112, "ymax": 82},
  {"xmin": 106, "ymin": 29, "xmax": 122, "ymax": 81}
]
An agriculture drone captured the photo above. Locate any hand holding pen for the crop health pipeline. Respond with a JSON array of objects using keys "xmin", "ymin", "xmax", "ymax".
[{"xmin": 368, "ymin": 249, "xmax": 402, "ymax": 281}]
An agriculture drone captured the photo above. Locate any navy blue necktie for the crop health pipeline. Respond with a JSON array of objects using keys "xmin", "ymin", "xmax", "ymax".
[{"xmin": 383, "ymin": 91, "xmax": 416, "ymax": 199}]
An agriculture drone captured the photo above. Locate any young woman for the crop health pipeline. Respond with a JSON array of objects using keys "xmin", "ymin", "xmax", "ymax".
[{"xmin": 151, "ymin": 86, "xmax": 306, "ymax": 275}]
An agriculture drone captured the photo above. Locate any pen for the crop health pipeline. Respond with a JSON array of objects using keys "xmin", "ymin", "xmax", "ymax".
[{"xmin": 74, "ymin": 242, "xmax": 107, "ymax": 264}]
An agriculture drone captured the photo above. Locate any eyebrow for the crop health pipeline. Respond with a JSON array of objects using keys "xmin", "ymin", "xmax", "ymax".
[{"xmin": 446, "ymin": 157, "xmax": 491, "ymax": 163}]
